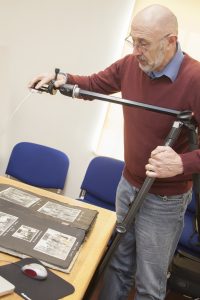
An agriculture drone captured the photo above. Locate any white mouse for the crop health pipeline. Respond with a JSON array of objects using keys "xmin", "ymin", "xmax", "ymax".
[{"xmin": 21, "ymin": 263, "xmax": 48, "ymax": 280}]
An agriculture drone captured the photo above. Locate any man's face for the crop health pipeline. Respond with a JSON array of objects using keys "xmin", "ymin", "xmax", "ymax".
[{"xmin": 130, "ymin": 28, "xmax": 170, "ymax": 72}]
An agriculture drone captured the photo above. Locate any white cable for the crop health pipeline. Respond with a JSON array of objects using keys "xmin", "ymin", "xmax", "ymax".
[{"xmin": 0, "ymin": 90, "xmax": 35, "ymax": 138}]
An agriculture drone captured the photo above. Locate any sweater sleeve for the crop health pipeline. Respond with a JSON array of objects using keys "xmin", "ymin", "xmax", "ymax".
[
  {"xmin": 180, "ymin": 149, "xmax": 200, "ymax": 175},
  {"xmin": 67, "ymin": 56, "xmax": 128, "ymax": 97}
]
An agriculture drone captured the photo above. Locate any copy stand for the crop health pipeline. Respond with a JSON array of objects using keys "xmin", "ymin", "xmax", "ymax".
[
  {"xmin": 83, "ymin": 110, "xmax": 195, "ymax": 300},
  {"xmin": 34, "ymin": 78, "xmax": 199, "ymax": 298}
]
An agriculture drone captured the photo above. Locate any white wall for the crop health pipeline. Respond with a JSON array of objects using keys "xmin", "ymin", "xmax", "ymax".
[{"xmin": 0, "ymin": 0, "xmax": 134, "ymax": 198}]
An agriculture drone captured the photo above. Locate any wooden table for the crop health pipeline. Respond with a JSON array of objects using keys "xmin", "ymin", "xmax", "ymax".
[{"xmin": 0, "ymin": 176, "xmax": 116, "ymax": 299}]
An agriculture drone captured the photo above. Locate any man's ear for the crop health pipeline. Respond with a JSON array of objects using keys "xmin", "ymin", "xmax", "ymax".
[{"xmin": 168, "ymin": 35, "xmax": 177, "ymax": 45}]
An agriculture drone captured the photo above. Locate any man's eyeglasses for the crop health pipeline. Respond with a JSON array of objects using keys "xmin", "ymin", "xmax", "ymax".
[{"xmin": 125, "ymin": 33, "xmax": 171, "ymax": 52}]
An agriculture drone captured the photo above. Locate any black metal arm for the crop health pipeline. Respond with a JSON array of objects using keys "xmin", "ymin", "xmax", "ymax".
[
  {"xmin": 33, "ymin": 77, "xmax": 187, "ymax": 118},
  {"xmin": 59, "ymin": 84, "xmax": 183, "ymax": 117}
]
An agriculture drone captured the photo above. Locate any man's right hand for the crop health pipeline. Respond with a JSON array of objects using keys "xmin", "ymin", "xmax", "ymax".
[{"xmin": 28, "ymin": 72, "xmax": 67, "ymax": 90}]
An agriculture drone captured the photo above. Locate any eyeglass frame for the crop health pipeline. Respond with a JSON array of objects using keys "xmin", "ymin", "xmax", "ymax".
[{"xmin": 125, "ymin": 33, "xmax": 172, "ymax": 52}]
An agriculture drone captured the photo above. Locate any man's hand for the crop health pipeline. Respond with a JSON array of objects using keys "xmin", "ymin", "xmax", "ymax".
[
  {"xmin": 145, "ymin": 146, "xmax": 184, "ymax": 178},
  {"xmin": 28, "ymin": 72, "xmax": 67, "ymax": 90}
]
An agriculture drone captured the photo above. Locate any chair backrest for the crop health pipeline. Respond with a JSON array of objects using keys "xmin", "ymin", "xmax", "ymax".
[
  {"xmin": 79, "ymin": 156, "xmax": 124, "ymax": 211},
  {"xmin": 6, "ymin": 142, "xmax": 69, "ymax": 191}
]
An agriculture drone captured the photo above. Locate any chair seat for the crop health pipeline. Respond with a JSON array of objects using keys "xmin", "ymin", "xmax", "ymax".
[{"xmin": 79, "ymin": 194, "xmax": 116, "ymax": 211}]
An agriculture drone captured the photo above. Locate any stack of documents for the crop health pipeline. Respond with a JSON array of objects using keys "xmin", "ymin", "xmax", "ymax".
[{"xmin": 0, "ymin": 185, "xmax": 98, "ymax": 273}]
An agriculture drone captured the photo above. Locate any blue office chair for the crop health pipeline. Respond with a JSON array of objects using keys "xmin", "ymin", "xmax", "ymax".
[
  {"xmin": 6, "ymin": 142, "xmax": 69, "ymax": 193},
  {"xmin": 178, "ymin": 192, "xmax": 200, "ymax": 255},
  {"xmin": 168, "ymin": 190, "xmax": 200, "ymax": 298},
  {"xmin": 78, "ymin": 156, "xmax": 124, "ymax": 211}
]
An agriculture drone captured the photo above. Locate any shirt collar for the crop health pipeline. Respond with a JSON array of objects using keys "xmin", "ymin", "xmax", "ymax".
[{"xmin": 148, "ymin": 43, "xmax": 184, "ymax": 82}]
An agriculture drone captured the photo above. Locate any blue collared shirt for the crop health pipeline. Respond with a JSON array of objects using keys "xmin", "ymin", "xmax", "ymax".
[{"xmin": 148, "ymin": 43, "xmax": 184, "ymax": 82}]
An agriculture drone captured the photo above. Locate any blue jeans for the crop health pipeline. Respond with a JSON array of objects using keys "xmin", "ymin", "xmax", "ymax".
[{"xmin": 99, "ymin": 176, "xmax": 192, "ymax": 300}]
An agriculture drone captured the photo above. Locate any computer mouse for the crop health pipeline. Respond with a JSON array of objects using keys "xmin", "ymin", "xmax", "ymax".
[{"xmin": 21, "ymin": 263, "xmax": 48, "ymax": 280}]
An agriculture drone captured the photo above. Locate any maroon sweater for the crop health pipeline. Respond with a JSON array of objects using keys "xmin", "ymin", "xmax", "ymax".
[{"xmin": 68, "ymin": 54, "xmax": 200, "ymax": 195}]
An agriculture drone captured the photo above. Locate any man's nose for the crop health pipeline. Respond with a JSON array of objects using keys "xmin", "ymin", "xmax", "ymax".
[{"xmin": 132, "ymin": 46, "xmax": 143, "ymax": 56}]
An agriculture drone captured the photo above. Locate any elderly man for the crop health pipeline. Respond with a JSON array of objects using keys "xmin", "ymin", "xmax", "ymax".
[{"xmin": 29, "ymin": 4, "xmax": 200, "ymax": 300}]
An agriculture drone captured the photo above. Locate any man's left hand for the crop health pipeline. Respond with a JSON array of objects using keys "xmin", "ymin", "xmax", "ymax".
[{"xmin": 145, "ymin": 146, "xmax": 184, "ymax": 178}]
